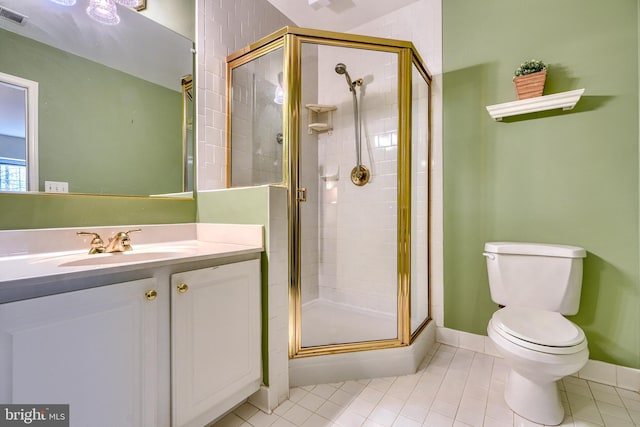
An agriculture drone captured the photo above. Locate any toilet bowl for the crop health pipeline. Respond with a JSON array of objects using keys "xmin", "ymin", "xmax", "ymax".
[
  {"xmin": 483, "ymin": 242, "xmax": 588, "ymax": 425},
  {"xmin": 488, "ymin": 306, "xmax": 588, "ymax": 425}
]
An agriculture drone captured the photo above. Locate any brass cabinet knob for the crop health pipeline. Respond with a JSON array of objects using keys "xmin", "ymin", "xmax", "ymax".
[
  {"xmin": 177, "ymin": 283, "xmax": 189, "ymax": 294},
  {"xmin": 145, "ymin": 289, "xmax": 158, "ymax": 301}
]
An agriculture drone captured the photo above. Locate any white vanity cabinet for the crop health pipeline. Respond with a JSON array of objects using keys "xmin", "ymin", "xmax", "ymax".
[
  {"xmin": 0, "ymin": 226, "xmax": 263, "ymax": 427},
  {"xmin": 0, "ymin": 277, "xmax": 167, "ymax": 427},
  {"xmin": 171, "ymin": 258, "xmax": 262, "ymax": 427}
]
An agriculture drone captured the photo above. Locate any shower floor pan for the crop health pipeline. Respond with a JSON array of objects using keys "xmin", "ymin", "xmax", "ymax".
[{"xmin": 300, "ymin": 298, "xmax": 397, "ymax": 347}]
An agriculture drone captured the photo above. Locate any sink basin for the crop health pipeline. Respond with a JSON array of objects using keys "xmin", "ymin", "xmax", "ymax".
[
  {"xmin": 59, "ymin": 250, "xmax": 190, "ymax": 267},
  {"xmin": 27, "ymin": 243, "xmax": 199, "ymax": 268}
]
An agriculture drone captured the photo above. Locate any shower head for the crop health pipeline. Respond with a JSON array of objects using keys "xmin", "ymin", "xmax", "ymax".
[
  {"xmin": 335, "ymin": 63, "xmax": 347, "ymax": 74},
  {"xmin": 335, "ymin": 62, "xmax": 354, "ymax": 91}
]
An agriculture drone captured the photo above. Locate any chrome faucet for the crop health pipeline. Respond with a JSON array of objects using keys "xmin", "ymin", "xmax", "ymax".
[
  {"xmin": 77, "ymin": 228, "xmax": 141, "ymax": 254},
  {"xmin": 104, "ymin": 229, "xmax": 141, "ymax": 253}
]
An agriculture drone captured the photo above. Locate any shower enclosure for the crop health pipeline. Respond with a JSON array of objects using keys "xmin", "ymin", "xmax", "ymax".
[{"xmin": 226, "ymin": 27, "xmax": 431, "ymax": 360}]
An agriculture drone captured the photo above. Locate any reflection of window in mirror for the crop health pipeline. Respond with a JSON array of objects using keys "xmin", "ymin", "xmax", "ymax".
[{"xmin": 0, "ymin": 72, "xmax": 38, "ymax": 192}]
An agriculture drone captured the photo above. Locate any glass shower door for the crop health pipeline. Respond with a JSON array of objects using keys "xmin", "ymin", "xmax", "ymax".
[
  {"xmin": 298, "ymin": 42, "xmax": 400, "ymax": 349},
  {"xmin": 410, "ymin": 63, "xmax": 431, "ymax": 334},
  {"xmin": 225, "ymin": 27, "xmax": 432, "ymax": 360},
  {"xmin": 228, "ymin": 47, "xmax": 285, "ymax": 187}
]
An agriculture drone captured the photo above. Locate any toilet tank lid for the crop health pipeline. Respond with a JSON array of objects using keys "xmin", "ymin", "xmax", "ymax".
[{"xmin": 484, "ymin": 242, "xmax": 586, "ymax": 258}]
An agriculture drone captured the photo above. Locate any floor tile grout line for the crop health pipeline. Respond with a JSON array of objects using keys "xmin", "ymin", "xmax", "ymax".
[
  {"xmin": 612, "ymin": 384, "xmax": 639, "ymax": 422},
  {"xmin": 424, "ymin": 344, "xmax": 459, "ymax": 422},
  {"xmin": 213, "ymin": 344, "xmax": 640, "ymax": 427}
]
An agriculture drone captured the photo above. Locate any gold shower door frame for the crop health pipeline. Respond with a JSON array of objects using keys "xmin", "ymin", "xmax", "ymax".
[{"xmin": 226, "ymin": 27, "xmax": 432, "ymax": 359}]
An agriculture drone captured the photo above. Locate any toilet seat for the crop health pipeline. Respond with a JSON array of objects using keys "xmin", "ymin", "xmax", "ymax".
[{"xmin": 491, "ymin": 306, "xmax": 586, "ymax": 355}]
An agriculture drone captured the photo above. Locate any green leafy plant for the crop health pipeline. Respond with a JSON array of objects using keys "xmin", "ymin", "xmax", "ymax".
[{"xmin": 514, "ymin": 59, "xmax": 547, "ymax": 77}]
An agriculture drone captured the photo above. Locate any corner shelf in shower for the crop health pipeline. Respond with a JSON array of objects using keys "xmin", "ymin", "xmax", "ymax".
[
  {"xmin": 306, "ymin": 104, "xmax": 337, "ymax": 134},
  {"xmin": 485, "ymin": 88, "xmax": 585, "ymax": 121}
]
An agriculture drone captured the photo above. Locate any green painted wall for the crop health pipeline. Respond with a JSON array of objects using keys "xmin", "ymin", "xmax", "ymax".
[
  {"xmin": 443, "ymin": 0, "xmax": 640, "ymax": 368},
  {"xmin": 0, "ymin": 28, "xmax": 183, "ymax": 196},
  {"xmin": 140, "ymin": 0, "xmax": 196, "ymax": 40},
  {"xmin": 197, "ymin": 187, "xmax": 269, "ymax": 227},
  {"xmin": 197, "ymin": 187, "xmax": 273, "ymax": 385},
  {"xmin": 0, "ymin": 192, "xmax": 195, "ymax": 230}
]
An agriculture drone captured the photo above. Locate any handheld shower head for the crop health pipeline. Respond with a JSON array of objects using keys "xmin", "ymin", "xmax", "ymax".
[
  {"xmin": 335, "ymin": 63, "xmax": 347, "ymax": 74},
  {"xmin": 335, "ymin": 62, "xmax": 354, "ymax": 91}
]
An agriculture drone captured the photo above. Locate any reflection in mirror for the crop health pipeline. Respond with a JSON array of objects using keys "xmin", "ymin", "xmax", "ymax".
[
  {"xmin": 182, "ymin": 75, "xmax": 194, "ymax": 193},
  {"xmin": 0, "ymin": 0, "xmax": 193, "ymax": 197},
  {"xmin": 0, "ymin": 72, "xmax": 38, "ymax": 192}
]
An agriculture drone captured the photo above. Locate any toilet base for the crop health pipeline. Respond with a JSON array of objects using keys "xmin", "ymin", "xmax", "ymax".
[{"xmin": 504, "ymin": 369, "xmax": 564, "ymax": 426}]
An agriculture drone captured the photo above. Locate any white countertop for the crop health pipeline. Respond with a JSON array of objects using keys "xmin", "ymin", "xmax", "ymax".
[
  {"xmin": 0, "ymin": 223, "xmax": 264, "ymax": 303},
  {"xmin": 0, "ymin": 240, "xmax": 262, "ymax": 283}
]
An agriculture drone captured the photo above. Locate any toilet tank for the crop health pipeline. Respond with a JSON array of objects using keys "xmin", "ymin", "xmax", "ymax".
[{"xmin": 483, "ymin": 242, "xmax": 587, "ymax": 315}]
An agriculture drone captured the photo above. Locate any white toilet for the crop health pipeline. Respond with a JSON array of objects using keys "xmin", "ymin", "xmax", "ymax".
[{"xmin": 483, "ymin": 242, "xmax": 589, "ymax": 426}]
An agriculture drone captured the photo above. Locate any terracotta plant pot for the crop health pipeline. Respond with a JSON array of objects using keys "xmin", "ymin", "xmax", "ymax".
[{"xmin": 513, "ymin": 70, "xmax": 547, "ymax": 100}]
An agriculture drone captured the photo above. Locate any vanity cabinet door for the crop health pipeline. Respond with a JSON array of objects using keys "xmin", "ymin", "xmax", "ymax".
[
  {"xmin": 171, "ymin": 259, "xmax": 261, "ymax": 427},
  {"xmin": 0, "ymin": 278, "xmax": 165, "ymax": 427}
]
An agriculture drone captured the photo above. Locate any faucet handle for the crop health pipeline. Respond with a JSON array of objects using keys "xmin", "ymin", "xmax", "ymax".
[
  {"xmin": 118, "ymin": 228, "xmax": 142, "ymax": 251},
  {"xmin": 77, "ymin": 232, "xmax": 105, "ymax": 254}
]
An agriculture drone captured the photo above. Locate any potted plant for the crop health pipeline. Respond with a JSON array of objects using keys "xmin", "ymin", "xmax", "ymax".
[{"xmin": 513, "ymin": 59, "xmax": 547, "ymax": 100}]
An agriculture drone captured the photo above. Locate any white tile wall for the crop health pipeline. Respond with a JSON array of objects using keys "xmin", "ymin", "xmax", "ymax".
[
  {"xmin": 315, "ymin": 45, "xmax": 400, "ymax": 316},
  {"xmin": 229, "ymin": 53, "xmax": 285, "ymax": 187},
  {"xmin": 198, "ymin": 0, "xmax": 442, "ymax": 327},
  {"xmin": 347, "ymin": 0, "xmax": 444, "ymax": 326},
  {"xmin": 248, "ymin": 186, "xmax": 290, "ymax": 413},
  {"xmin": 300, "ymin": 51, "xmax": 320, "ymax": 305},
  {"xmin": 197, "ymin": 0, "xmax": 293, "ymax": 191}
]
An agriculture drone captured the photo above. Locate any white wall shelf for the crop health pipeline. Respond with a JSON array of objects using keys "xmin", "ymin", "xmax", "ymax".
[
  {"xmin": 486, "ymin": 88, "xmax": 585, "ymax": 121},
  {"xmin": 306, "ymin": 104, "xmax": 337, "ymax": 134}
]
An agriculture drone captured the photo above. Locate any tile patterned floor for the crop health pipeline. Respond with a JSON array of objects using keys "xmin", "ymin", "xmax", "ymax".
[{"xmin": 211, "ymin": 344, "xmax": 640, "ymax": 427}]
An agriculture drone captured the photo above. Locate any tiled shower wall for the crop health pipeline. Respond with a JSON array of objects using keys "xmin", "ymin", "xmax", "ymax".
[
  {"xmin": 197, "ymin": 0, "xmax": 443, "ymax": 324},
  {"xmin": 229, "ymin": 52, "xmax": 284, "ymax": 187},
  {"xmin": 197, "ymin": 0, "xmax": 443, "ymax": 326},
  {"xmin": 197, "ymin": 0, "xmax": 442, "ymax": 319},
  {"xmin": 314, "ymin": 45, "xmax": 400, "ymax": 316},
  {"xmin": 411, "ymin": 70, "xmax": 431, "ymax": 331},
  {"xmin": 348, "ymin": 0, "xmax": 444, "ymax": 327},
  {"xmin": 299, "ymin": 48, "xmax": 320, "ymax": 304},
  {"xmin": 197, "ymin": 0, "xmax": 293, "ymax": 190}
]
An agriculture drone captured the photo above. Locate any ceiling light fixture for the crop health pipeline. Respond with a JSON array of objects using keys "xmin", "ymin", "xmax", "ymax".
[
  {"xmin": 49, "ymin": 0, "xmax": 145, "ymax": 25},
  {"xmin": 86, "ymin": 0, "xmax": 120, "ymax": 25}
]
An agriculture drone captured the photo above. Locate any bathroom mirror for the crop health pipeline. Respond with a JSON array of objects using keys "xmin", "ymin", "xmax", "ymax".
[{"xmin": 0, "ymin": 0, "xmax": 194, "ymax": 197}]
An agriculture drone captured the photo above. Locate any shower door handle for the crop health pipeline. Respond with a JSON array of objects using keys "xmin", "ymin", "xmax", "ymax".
[{"xmin": 296, "ymin": 187, "xmax": 307, "ymax": 202}]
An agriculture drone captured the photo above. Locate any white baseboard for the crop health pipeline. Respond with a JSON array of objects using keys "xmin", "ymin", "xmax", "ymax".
[{"xmin": 436, "ymin": 326, "xmax": 640, "ymax": 393}]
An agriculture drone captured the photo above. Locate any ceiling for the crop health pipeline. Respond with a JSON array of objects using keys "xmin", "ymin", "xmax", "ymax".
[{"xmin": 265, "ymin": 0, "xmax": 420, "ymax": 32}]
